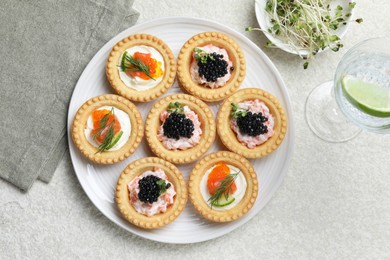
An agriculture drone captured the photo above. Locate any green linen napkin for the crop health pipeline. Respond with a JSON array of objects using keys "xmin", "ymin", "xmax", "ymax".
[{"xmin": 0, "ymin": 0, "xmax": 139, "ymax": 191}]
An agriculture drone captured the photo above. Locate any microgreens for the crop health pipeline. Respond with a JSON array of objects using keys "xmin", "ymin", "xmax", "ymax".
[
  {"xmin": 194, "ymin": 48, "xmax": 215, "ymax": 64},
  {"xmin": 157, "ymin": 179, "xmax": 171, "ymax": 196},
  {"xmin": 246, "ymin": 0, "xmax": 363, "ymax": 69},
  {"xmin": 167, "ymin": 101, "xmax": 184, "ymax": 114},
  {"xmin": 231, "ymin": 103, "xmax": 248, "ymax": 119}
]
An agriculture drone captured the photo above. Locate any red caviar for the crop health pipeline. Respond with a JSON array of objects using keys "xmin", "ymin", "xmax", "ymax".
[
  {"xmin": 127, "ymin": 52, "xmax": 164, "ymax": 80},
  {"xmin": 90, "ymin": 109, "xmax": 121, "ymax": 143},
  {"xmin": 207, "ymin": 162, "xmax": 237, "ymax": 196}
]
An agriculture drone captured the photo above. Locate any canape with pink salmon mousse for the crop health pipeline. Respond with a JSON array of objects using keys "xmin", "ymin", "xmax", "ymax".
[
  {"xmin": 145, "ymin": 94, "xmax": 216, "ymax": 164},
  {"xmin": 177, "ymin": 32, "xmax": 246, "ymax": 102},
  {"xmin": 116, "ymin": 157, "xmax": 187, "ymax": 229},
  {"xmin": 217, "ymin": 88, "xmax": 288, "ymax": 158}
]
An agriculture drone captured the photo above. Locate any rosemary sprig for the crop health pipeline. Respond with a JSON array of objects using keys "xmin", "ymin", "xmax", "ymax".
[
  {"xmin": 208, "ymin": 172, "xmax": 239, "ymax": 208},
  {"xmin": 231, "ymin": 103, "xmax": 248, "ymax": 119},
  {"xmin": 157, "ymin": 179, "xmax": 171, "ymax": 196},
  {"xmin": 167, "ymin": 102, "xmax": 184, "ymax": 114},
  {"xmin": 93, "ymin": 108, "xmax": 122, "ymax": 153},
  {"xmin": 194, "ymin": 48, "xmax": 214, "ymax": 64},
  {"xmin": 120, "ymin": 51, "xmax": 155, "ymax": 80}
]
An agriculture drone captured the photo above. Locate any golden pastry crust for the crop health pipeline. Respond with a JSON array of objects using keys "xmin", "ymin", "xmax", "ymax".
[
  {"xmin": 217, "ymin": 88, "xmax": 287, "ymax": 158},
  {"xmin": 71, "ymin": 94, "xmax": 144, "ymax": 164},
  {"xmin": 115, "ymin": 157, "xmax": 188, "ymax": 229},
  {"xmin": 177, "ymin": 32, "xmax": 246, "ymax": 102},
  {"xmin": 106, "ymin": 34, "xmax": 177, "ymax": 102},
  {"xmin": 145, "ymin": 93, "xmax": 216, "ymax": 164},
  {"xmin": 188, "ymin": 151, "xmax": 258, "ymax": 222}
]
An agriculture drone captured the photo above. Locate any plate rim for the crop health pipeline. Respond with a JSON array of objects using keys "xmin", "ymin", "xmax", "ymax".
[{"xmin": 67, "ymin": 16, "xmax": 295, "ymax": 244}]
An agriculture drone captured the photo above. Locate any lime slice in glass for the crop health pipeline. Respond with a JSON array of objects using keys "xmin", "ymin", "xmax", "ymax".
[{"xmin": 341, "ymin": 75, "xmax": 390, "ymax": 117}]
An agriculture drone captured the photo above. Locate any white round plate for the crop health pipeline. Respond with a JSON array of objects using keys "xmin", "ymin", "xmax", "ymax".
[
  {"xmin": 67, "ymin": 17, "xmax": 295, "ymax": 244},
  {"xmin": 255, "ymin": 0, "xmax": 354, "ymax": 56}
]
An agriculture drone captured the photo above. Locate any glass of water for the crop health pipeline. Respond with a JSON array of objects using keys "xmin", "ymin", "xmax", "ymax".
[{"xmin": 305, "ymin": 37, "xmax": 390, "ymax": 142}]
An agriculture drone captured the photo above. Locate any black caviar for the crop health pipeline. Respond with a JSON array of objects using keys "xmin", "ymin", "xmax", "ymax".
[
  {"xmin": 138, "ymin": 175, "xmax": 161, "ymax": 203},
  {"xmin": 198, "ymin": 52, "xmax": 229, "ymax": 82},
  {"xmin": 163, "ymin": 112, "xmax": 194, "ymax": 140},
  {"xmin": 237, "ymin": 111, "xmax": 268, "ymax": 136},
  {"xmin": 138, "ymin": 175, "xmax": 171, "ymax": 203}
]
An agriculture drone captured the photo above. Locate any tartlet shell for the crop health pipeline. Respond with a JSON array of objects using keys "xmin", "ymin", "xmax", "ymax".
[
  {"xmin": 177, "ymin": 32, "xmax": 246, "ymax": 102},
  {"xmin": 145, "ymin": 93, "xmax": 216, "ymax": 164},
  {"xmin": 115, "ymin": 157, "xmax": 188, "ymax": 229},
  {"xmin": 217, "ymin": 88, "xmax": 287, "ymax": 158},
  {"xmin": 71, "ymin": 94, "xmax": 144, "ymax": 164},
  {"xmin": 106, "ymin": 34, "xmax": 177, "ymax": 102},
  {"xmin": 188, "ymin": 151, "xmax": 258, "ymax": 222}
]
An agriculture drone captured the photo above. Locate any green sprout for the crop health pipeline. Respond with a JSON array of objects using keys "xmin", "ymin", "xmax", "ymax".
[{"xmin": 247, "ymin": 0, "xmax": 362, "ymax": 69}]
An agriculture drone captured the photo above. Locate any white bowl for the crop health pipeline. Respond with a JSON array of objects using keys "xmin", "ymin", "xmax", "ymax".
[{"xmin": 254, "ymin": 0, "xmax": 355, "ymax": 56}]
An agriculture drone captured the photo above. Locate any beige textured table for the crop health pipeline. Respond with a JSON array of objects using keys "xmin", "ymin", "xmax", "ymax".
[{"xmin": 1, "ymin": 0, "xmax": 389, "ymax": 258}]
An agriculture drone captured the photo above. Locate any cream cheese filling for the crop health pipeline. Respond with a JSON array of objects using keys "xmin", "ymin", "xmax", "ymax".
[
  {"xmin": 200, "ymin": 164, "xmax": 247, "ymax": 211},
  {"xmin": 118, "ymin": 45, "xmax": 164, "ymax": 91},
  {"xmin": 84, "ymin": 106, "xmax": 131, "ymax": 151}
]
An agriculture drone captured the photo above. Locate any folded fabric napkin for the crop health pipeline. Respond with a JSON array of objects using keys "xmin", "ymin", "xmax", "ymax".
[{"xmin": 0, "ymin": 0, "xmax": 139, "ymax": 191}]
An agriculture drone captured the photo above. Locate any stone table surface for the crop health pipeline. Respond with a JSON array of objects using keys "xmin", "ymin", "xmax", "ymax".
[{"xmin": 1, "ymin": 0, "xmax": 390, "ymax": 259}]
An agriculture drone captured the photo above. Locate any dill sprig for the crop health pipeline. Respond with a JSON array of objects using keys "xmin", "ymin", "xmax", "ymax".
[
  {"xmin": 120, "ymin": 51, "xmax": 155, "ymax": 80},
  {"xmin": 93, "ymin": 108, "xmax": 123, "ymax": 153},
  {"xmin": 167, "ymin": 102, "xmax": 184, "ymax": 114},
  {"xmin": 208, "ymin": 172, "xmax": 239, "ymax": 208},
  {"xmin": 194, "ymin": 48, "xmax": 215, "ymax": 64},
  {"xmin": 231, "ymin": 103, "xmax": 248, "ymax": 119},
  {"xmin": 247, "ymin": 0, "xmax": 363, "ymax": 69},
  {"xmin": 92, "ymin": 108, "xmax": 113, "ymax": 141}
]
